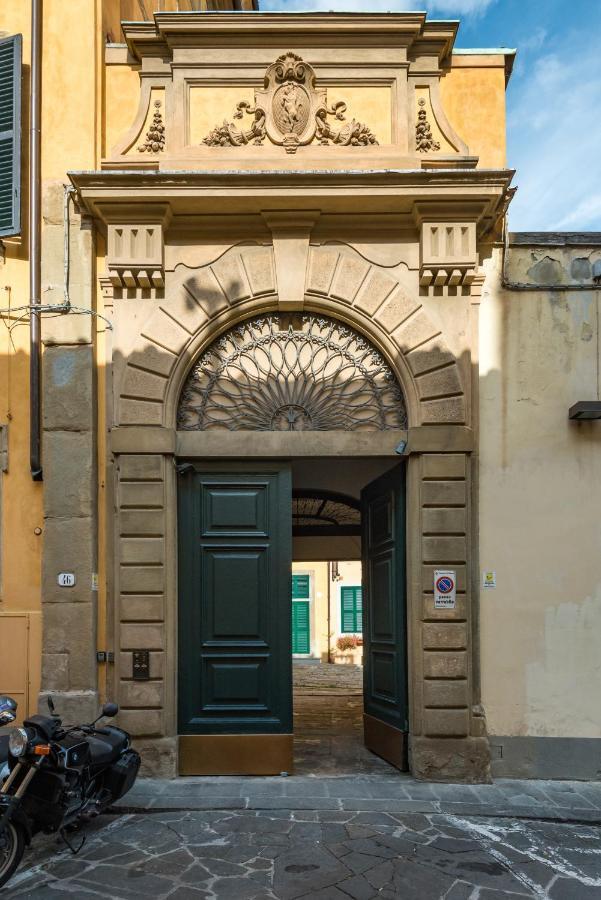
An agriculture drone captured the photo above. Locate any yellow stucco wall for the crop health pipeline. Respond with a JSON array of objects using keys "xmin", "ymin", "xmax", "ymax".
[
  {"xmin": 441, "ymin": 57, "xmax": 508, "ymax": 168},
  {"xmin": 0, "ymin": 0, "xmax": 102, "ymax": 715}
]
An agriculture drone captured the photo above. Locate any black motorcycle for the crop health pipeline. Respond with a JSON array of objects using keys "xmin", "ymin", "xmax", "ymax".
[{"xmin": 0, "ymin": 694, "xmax": 140, "ymax": 888}]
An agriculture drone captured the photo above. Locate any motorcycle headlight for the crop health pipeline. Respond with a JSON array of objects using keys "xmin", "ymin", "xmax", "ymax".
[{"xmin": 8, "ymin": 727, "xmax": 29, "ymax": 758}]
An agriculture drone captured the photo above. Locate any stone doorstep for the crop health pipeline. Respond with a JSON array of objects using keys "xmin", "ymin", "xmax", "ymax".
[{"xmin": 111, "ymin": 776, "xmax": 601, "ymax": 824}]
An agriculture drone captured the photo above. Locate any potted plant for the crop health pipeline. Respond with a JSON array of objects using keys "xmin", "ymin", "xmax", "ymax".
[{"xmin": 335, "ymin": 635, "xmax": 363, "ymax": 665}]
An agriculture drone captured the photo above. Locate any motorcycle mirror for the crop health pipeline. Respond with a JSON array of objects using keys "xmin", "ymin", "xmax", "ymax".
[
  {"xmin": 47, "ymin": 696, "xmax": 55, "ymax": 714},
  {"xmin": 0, "ymin": 695, "xmax": 17, "ymax": 727},
  {"xmin": 101, "ymin": 702, "xmax": 118, "ymax": 718}
]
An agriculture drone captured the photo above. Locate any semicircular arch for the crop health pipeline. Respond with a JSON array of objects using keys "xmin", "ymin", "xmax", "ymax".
[{"xmin": 118, "ymin": 244, "xmax": 465, "ymax": 431}]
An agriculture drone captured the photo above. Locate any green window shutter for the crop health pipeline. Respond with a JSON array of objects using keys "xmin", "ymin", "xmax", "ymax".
[
  {"xmin": 341, "ymin": 586, "xmax": 363, "ymax": 633},
  {"xmin": 292, "ymin": 574, "xmax": 310, "ymax": 599},
  {"xmin": 0, "ymin": 34, "xmax": 22, "ymax": 238},
  {"xmin": 292, "ymin": 600, "xmax": 310, "ymax": 654}
]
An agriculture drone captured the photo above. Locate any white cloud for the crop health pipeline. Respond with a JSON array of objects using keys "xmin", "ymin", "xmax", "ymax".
[
  {"xmin": 261, "ymin": 0, "xmax": 496, "ymax": 15},
  {"xmin": 507, "ymin": 34, "xmax": 601, "ymax": 232}
]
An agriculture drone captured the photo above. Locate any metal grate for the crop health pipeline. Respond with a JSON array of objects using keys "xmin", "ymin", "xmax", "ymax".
[{"xmin": 178, "ymin": 313, "xmax": 407, "ymax": 432}]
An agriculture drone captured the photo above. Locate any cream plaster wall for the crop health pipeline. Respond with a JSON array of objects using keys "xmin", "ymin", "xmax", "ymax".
[{"xmin": 479, "ymin": 247, "xmax": 601, "ymax": 739}]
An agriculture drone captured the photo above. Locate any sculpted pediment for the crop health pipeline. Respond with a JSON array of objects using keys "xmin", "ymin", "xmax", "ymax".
[
  {"xmin": 99, "ymin": 11, "xmax": 512, "ymax": 172},
  {"xmin": 202, "ymin": 53, "xmax": 378, "ymax": 154}
]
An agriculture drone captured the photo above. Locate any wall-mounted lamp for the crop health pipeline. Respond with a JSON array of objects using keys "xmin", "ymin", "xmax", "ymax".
[{"xmin": 569, "ymin": 401, "xmax": 601, "ymax": 420}]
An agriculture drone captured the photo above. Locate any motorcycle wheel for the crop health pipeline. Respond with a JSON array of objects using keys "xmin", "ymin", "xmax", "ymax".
[{"xmin": 0, "ymin": 822, "xmax": 25, "ymax": 888}]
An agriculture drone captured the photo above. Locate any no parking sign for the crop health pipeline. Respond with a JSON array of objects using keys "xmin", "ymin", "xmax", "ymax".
[{"xmin": 434, "ymin": 570, "xmax": 456, "ymax": 609}]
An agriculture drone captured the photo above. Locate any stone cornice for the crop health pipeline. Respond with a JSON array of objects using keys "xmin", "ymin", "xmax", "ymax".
[
  {"xmin": 70, "ymin": 167, "xmax": 514, "ymax": 231},
  {"xmin": 123, "ymin": 12, "xmax": 458, "ymax": 63}
]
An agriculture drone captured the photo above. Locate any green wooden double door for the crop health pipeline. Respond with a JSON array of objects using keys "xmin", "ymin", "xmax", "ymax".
[{"xmin": 178, "ymin": 462, "xmax": 408, "ymax": 770}]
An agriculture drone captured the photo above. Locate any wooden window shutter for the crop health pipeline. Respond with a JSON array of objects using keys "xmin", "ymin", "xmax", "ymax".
[
  {"xmin": 341, "ymin": 586, "xmax": 362, "ymax": 633},
  {"xmin": 0, "ymin": 34, "xmax": 22, "ymax": 238}
]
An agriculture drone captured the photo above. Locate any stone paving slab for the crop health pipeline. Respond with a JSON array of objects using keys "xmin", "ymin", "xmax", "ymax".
[
  {"xmin": 113, "ymin": 776, "xmax": 601, "ymax": 825},
  {"xmin": 4, "ymin": 806, "xmax": 601, "ymax": 899}
]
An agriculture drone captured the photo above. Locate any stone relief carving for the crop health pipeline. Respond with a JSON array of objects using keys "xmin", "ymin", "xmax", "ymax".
[
  {"xmin": 138, "ymin": 100, "xmax": 165, "ymax": 153},
  {"xmin": 415, "ymin": 98, "xmax": 440, "ymax": 153},
  {"xmin": 202, "ymin": 53, "xmax": 378, "ymax": 154}
]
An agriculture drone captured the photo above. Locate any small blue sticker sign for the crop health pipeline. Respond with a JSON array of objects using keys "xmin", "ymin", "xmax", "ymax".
[{"xmin": 434, "ymin": 570, "xmax": 456, "ymax": 608}]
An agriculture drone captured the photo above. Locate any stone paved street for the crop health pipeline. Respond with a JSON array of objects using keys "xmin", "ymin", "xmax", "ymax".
[
  {"xmin": 4, "ymin": 804, "xmax": 601, "ymax": 899},
  {"xmin": 4, "ymin": 774, "xmax": 601, "ymax": 899}
]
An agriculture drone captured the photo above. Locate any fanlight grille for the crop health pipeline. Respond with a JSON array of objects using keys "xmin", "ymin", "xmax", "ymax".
[
  {"xmin": 178, "ymin": 314, "xmax": 407, "ymax": 432},
  {"xmin": 292, "ymin": 491, "xmax": 361, "ymax": 536}
]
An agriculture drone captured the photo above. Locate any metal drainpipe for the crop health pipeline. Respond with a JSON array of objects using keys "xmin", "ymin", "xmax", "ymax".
[{"xmin": 30, "ymin": 0, "xmax": 42, "ymax": 480}]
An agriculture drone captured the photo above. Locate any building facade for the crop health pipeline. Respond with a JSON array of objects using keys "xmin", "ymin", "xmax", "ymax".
[{"xmin": 0, "ymin": 3, "xmax": 599, "ymax": 782}]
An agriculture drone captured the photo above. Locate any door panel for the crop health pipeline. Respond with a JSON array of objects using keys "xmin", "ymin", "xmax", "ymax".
[
  {"xmin": 361, "ymin": 463, "xmax": 408, "ymax": 770},
  {"xmin": 178, "ymin": 465, "xmax": 292, "ymax": 736}
]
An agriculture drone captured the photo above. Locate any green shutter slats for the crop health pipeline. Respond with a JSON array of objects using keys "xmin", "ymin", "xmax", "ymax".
[
  {"xmin": 292, "ymin": 600, "xmax": 310, "ymax": 654},
  {"xmin": 341, "ymin": 586, "xmax": 363, "ymax": 633},
  {"xmin": 0, "ymin": 34, "xmax": 22, "ymax": 237}
]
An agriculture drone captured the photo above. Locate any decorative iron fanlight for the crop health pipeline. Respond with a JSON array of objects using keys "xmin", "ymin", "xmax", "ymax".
[{"xmin": 178, "ymin": 313, "xmax": 407, "ymax": 432}]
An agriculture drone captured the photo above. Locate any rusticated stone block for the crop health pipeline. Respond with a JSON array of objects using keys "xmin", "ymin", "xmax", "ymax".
[
  {"xmin": 120, "ymin": 565, "xmax": 164, "ymax": 594},
  {"xmin": 422, "ymin": 622, "xmax": 467, "ymax": 650},
  {"xmin": 423, "ymin": 708, "xmax": 469, "ymax": 738},
  {"xmin": 164, "ymin": 287, "xmax": 209, "ymax": 336},
  {"xmin": 423, "ymin": 651, "xmax": 467, "ymax": 679},
  {"xmin": 411, "ymin": 736, "xmax": 491, "ymax": 783},
  {"xmin": 43, "ymin": 345, "xmax": 94, "ymax": 431},
  {"xmin": 423, "ymin": 679, "xmax": 469, "ymax": 709},
  {"xmin": 119, "ymin": 651, "xmax": 165, "ymax": 680},
  {"xmin": 354, "ymin": 268, "xmax": 396, "ymax": 316},
  {"xmin": 422, "ymin": 593, "xmax": 468, "ymax": 622},
  {"xmin": 306, "ymin": 247, "xmax": 338, "ymax": 295},
  {"xmin": 118, "ymin": 455, "xmax": 163, "ymax": 482},
  {"xmin": 422, "ymin": 481, "xmax": 466, "ymax": 506},
  {"xmin": 422, "ymin": 507, "xmax": 466, "ymax": 535},
  {"xmin": 117, "ymin": 708, "xmax": 164, "ymax": 737},
  {"xmin": 330, "ymin": 254, "xmax": 369, "ymax": 303},
  {"xmin": 120, "ymin": 595, "xmax": 164, "ymax": 622},
  {"xmin": 141, "ymin": 308, "xmax": 189, "ymax": 356},
  {"xmin": 39, "ymin": 690, "xmax": 99, "ymax": 725},
  {"xmin": 120, "ymin": 623, "xmax": 165, "ymax": 651},
  {"xmin": 181, "ymin": 268, "xmax": 228, "ymax": 318},
  {"xmin": 374, "ymin": 289, "xmax": 420, "ymax": 334},
  {"xmin": 406, "ymin": 335, "xmax": 456, "ymax": 376},
  {"xmin": 44, "ymin": 432, "xmax": 94, "ymax": 518},
  {"xmin": 41, "ymin": 653, "xmax": 69, "ymax": 692},
  {"xmin": 120, "ymin": 538, "xmax": 164, "ymax": 565},
  {"xmin": 119, "ymin": 680, "xmax": 164, "ymax": 708},
  {"xmin": 128, "ymin": 337, "xmax": 176, "ymax": 378},
  {"xmin": 392, "ymin": 310, "xmax": 438, "ymax": 352},
  {"xmin": 243, "ymin": 247, "xmax": 276, "ymax": 296},
  {"xmin": 416, "ymin": 365, "xmax": 462, "ymax": 400},
  {"xmin": 119, "ymin": 510, "xmax": 165, "ymax": 537},
  {"xmin": 119, "ymin": 398, "xmax": 163, "ymax": 426},
  {"xmin": 211, "ymin": 254, "xmax": 251, "ymax": 304},
  {"xmin": 422, "ymin": 454, "xmax": 466, "ymax": 480},
  {"xmin": 42, "ymin": 517, "xmax": 94, "ymax": 603},
  {"xmin": 42, "ymin": 602, "xmax": 96, "ymax": 689},
  {"xmin": 120, "ymin": 482, "xmax": 164, "ymax": 509},
  {"xmin": 422, "ymin": 535, "xmax": 466, "ymax": 563},
  {"xmin": 121, "ymin": 366, "xmax": 167, "ymax": 403},
  {"xmin": 421, "ymin": 396, "xmax": 466, "ymax": 424},
  {"xmin": 134, "ymin": 736, "xmax": 176, "ymax": 777}
]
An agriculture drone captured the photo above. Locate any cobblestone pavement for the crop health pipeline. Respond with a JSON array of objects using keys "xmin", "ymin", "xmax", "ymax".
[
  {"xmin": 292, "ymin": 662, "xmax": 390, "ymax": 776},
  {"xmin": 4, "ymin": 806, "xmax": 601, "ymax": 899}
]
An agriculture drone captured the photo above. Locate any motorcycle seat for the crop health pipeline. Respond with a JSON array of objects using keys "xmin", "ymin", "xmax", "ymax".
[{"xmin": 87, "ymin": 727, "xmax": 128, "ymax": 769}]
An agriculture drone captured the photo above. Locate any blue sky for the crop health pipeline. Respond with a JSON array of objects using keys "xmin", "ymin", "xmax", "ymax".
[{"xmin": 259, "ymin": 0, "xmax": 601, "ymax": 232}]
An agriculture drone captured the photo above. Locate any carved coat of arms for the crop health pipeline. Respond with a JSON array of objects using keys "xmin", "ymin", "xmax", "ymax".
[{"xmin": 203, "ymin": 53, "xmax": 378, "ymax": 154}]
